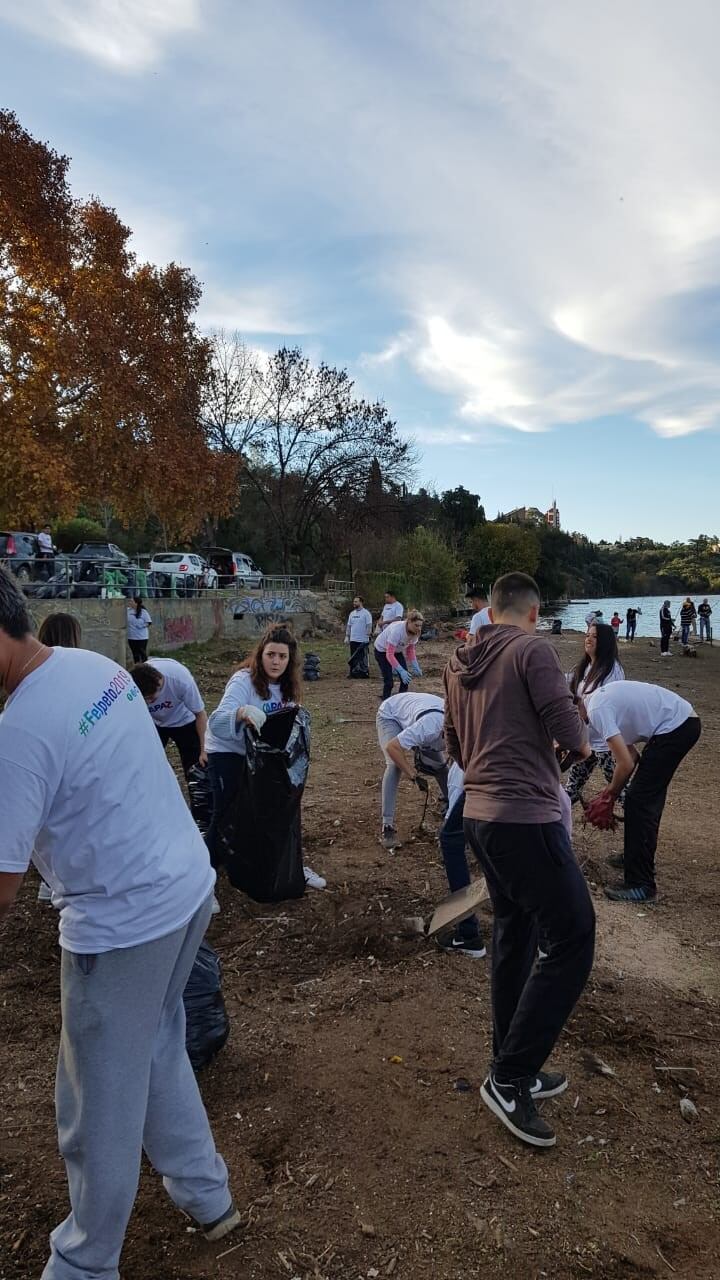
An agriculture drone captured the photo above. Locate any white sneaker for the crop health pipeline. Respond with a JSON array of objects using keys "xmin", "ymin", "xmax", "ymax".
[
  {"xmin": 304, "ymin": 866, "xmax": 327, "ymax": 890},
  {"xmin": 211, "ymin": 894, "xmax": 221, "ymax": 915},
  {"xmin": 37, "ymin": 881, "xmax": 53, "ymax": 903}
]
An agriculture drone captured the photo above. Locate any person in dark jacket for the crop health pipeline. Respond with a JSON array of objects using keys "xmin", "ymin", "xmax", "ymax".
[
  {"xmin": 444, "ymin": 572, "xmax": 594, "ymax": 1151},
  {"xmin": 698, "ymin": 598, "xmax": 713, "ymax": 642},
  {"xmin": 625, "ymin": 607, "xmax": 640, "ymax": 641},
  {"xmin": 659, "ymin": 601, "xmax": 673, "ymax": 656}
]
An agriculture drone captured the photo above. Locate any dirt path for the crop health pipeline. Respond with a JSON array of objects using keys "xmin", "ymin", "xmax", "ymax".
[{"xmin": 1, "ymin": 630, "xmax": 719, "ymax": 1279}]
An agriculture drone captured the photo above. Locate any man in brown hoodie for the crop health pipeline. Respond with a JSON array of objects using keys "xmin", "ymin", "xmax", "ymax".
[{"xmin": 444, "ymin": 572, "xmax": 595, "ymax": 1148}]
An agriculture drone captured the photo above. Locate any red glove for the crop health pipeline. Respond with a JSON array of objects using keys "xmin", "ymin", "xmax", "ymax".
[{"xmin": 583, "ymin": 789, "xmax": 616, "ymax": 830}]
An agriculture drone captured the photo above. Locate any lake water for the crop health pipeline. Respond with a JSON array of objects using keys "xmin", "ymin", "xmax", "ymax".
[{"xmin": 544, "ymin": 596, "xmax": 718, "ymax": 638}]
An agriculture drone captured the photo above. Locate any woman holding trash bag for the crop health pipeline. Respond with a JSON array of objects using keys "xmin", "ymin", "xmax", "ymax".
[
  {"xmin": 564, "ymin": 623, "xmax": 625, "ymax": 807},
  {"xmin": 204, "ymin": 625, "xmax": 325, "ymax": 890},
  {"xmin": 374, "ymin": 609, "xmax": 424, "ymax": 700}
]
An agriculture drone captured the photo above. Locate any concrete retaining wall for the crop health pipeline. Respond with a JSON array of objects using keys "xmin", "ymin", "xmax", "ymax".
[{"xmin": 26, "ymin": 590, "xmax": 322, "ymax": 662}]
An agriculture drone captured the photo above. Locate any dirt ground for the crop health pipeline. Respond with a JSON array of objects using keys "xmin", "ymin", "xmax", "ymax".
[{"xmin": 1, "ymin": 629, "xmax": 719, "ymax": 1280}]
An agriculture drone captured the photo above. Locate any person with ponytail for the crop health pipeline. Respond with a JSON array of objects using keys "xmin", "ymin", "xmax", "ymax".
[
  {"xmin": 565, "ymin": 622, "xmax": 625, "ymax": 806},
  {"xmin": 127, "ymin": 595, "xmax": 152, "ymax": 663}
]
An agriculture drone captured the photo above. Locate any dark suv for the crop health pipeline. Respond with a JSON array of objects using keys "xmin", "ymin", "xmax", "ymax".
[
  {"xmin": 65, "ymin": 542, "xmax": 131, "ymax": 581},
  {"xmin": 0, "ymin": 531, "xmax": 44, "ymax": 582}
]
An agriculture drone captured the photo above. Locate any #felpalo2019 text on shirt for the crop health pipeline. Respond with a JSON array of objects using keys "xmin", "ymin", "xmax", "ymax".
[{"xmin": 78, "ymin": 669, "xmax": 139, "ymax": 737}]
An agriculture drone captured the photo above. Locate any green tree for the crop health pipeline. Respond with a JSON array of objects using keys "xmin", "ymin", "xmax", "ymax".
[
  {"xmin": 396, "ymin": 526, "xmax": 463, "ymax": 605},
  {"xmin": 440, "ymin": 486, "xmax": 485, "ymax": 545},
  {"xmin": 464, "ymin": 523, "xmax": 540, "ymax": 591}
]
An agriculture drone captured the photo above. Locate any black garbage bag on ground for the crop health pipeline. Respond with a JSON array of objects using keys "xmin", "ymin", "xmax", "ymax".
[
  {"xmin": 223, "ymin": 706, "xmax": 311, "ymax": 902},
  {"xmin": 183, "ymin": 940, "xmax": 230, "ymax": 1071},
  {"xmin": 348, "ymin": 642, "xmax": 370, "ymax": 678}
]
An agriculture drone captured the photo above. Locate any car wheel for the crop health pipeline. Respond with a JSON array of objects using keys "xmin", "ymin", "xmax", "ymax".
[{"xmin": 16, "ymin": 565, "xmax": 31, "ymax": 583}]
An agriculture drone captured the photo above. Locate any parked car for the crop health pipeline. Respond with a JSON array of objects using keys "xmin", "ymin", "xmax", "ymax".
[
  {"xmin": 58, "ymin": 541, "xmax": 131, "ymax": 584},
  {"xmin": 202, "ymin": 547, "xmax": 263, "ymax": 588},
  {"xmin": 0, "ymin": 531, "xmax": 45, "ymax": 583},
  {"xmin": 149, "ymin": 551, "xmax": 205, "ymax": 595}
]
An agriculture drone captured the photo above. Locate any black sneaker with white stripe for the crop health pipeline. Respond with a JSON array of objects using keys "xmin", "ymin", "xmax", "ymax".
[
  {"xmin": 437, "ymin": 931, "xmax": 487, "ymax": 959},
  {"xmin": 480, "ymin": 1075, "xmax": 556, "ymax": 1147},
  {"xmin": 529, "ymin": 1070, "xmax": 568, "ymax": 1099}
]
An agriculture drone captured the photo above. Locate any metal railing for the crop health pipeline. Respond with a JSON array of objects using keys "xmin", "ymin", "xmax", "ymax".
[
  {"xmin": 1, "ymin": 555, "xmax": 321, "ymax": 601},
  {"xmin": 326, "ymin": 577, "xmax": 354, "ymax": 599}
]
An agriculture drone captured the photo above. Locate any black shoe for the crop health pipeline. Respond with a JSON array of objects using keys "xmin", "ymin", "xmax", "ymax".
[
  {"xmin": 604, "ymin": 884, "xmax": 656, "ymax": 903},
  {"xmin": 529, "ymin": 1070, "xmax": 568, "ymax": 1099},
  {"xmin": 607, "ymin": 853, "xmax": 625, "ymax": 869},
  {"xmin": 437, "ymin": 932, "xmax": 487, "ymax": 959},
  {"xmin": 480, "ymin": 1075, "xmax": 556, "ymax": 1147}
]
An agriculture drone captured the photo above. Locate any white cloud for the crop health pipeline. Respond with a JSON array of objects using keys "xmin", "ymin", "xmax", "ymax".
[
  {"xmin": 197, "ymin": 286, "xmax": 308, "ymax": 336},
  {"xmin": 0, "ymin": 0, "xmax": 199, "ymax": 71}
]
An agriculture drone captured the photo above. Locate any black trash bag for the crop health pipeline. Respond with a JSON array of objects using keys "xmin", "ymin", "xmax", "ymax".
[
  {"xmin": 187, "ymin": 763, "xmax": 215, "ymax": 837},
  {"xmin": 348, "ymin": 643, "xmax": 370, "ymax": 678},
  {"xmin": 183, "ymin": 940, "xmax": 230, "ymax": 1070},
  {"xmin": 223, "ymin": 706, "xmax": 311, "ymax": 902}
]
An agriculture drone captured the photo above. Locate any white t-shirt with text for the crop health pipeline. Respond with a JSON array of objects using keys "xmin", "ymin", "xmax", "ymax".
[
  {"xmin": 346, "ymin": 607, "xmax": 373, "ymax": 643},
  {"xmin": 0, "ymin": 648, "xmax": 214, "ymax": 953},
  {"xmin": 377, "ymin": 693, "xmax": 445, "ymax": 750},
  {"xmin": 374, "ymin": 620, "xmax": 416, "ymax": 655},
  {"xmin": 146, "ymin": 657, "xmax": 204, "ymax": 729},
  {"xmin": 380, "ymin": 601, "xmax": 404, "ymax": 626},
  {"xmin": 205, "ymin": 667, "xmax": 295, "ymax": 754},
  {"xmin": 585, "ymin": 681, "xmax": 694, "ymax": 747}
]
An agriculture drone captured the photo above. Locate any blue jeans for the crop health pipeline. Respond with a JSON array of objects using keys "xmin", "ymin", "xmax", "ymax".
[
  {"xmin": 374, "ymin": 648, "xmax": 408, "ymax": 699},
  {"xmin": 681, "ymin": 623, "xmax": 691, "ymax": 645},
  {"xmin": 699, "ymin": 617, "xmax": 711, "ymax": 641},
  {"xmin": 439, "ymin": 793, "xmax": 481, "ymax": 941}
]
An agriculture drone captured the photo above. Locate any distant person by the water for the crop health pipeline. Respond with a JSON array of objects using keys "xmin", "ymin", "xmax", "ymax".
[
  {"xmin": 698, "ymin": 598, "xmax": 713, "ymax": 642},
  {"xmin": 585, "ymin": 609, "xmax": 603, "ymax": 629},
  {"xmin": 625, "ymin": 607, "xmax": 640, "ymax": 642},
  {"xmin": 680, "ymin": 598, "xmax": 696, "ymax": 646},
  {"xmin": 659, "ymin": 601, "xmax": 673, "ymax": 656},
  {"xmin": 610, "ymin": 612, "xmax": 621, "ymax": 636}
]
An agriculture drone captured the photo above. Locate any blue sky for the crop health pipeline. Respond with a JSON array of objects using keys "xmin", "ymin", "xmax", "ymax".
[{"xmin": 2, "ymin": 0, "xmax": 720, "ymax": 542}]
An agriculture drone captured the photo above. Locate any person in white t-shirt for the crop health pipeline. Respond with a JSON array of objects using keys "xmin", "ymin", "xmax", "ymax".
[
  {"xmin": 564, "ymin": 623, "xmax": 625, "ymax": 806},
  {"xmin": 345, "ymin": 595, "xmax": 373, "ymax": 678},
  {"xmin": 205, "ymin": 625, "xmax": 325, "ymax": 890},
  {"xmin": 376, "ymin": 691, "xmax": 448, "ymax": 848},
  {"xmin": 132, "ymin": 657, "xmax": 207, "ymax": 780},
  {"xmin": 374, "ymin": 610, "xmax": 424, "ymax": 699},
  {"xmin": 126, "ymin": 594, "xmax": 152, "ymax": 662},
  {"xmin": 0, "ymin": 569, "xmax": 241, "ymax": 1278},
  {"xmin": 581, "ymin": 680, "xmax": 701, "ymax": 903},
  {"xmin": 377, "ymin": 589, "xmax": 404, "ymax": 633},
  {"xmin": 466, "ymin": 588, "xmax": 492, "ymax": 639}
]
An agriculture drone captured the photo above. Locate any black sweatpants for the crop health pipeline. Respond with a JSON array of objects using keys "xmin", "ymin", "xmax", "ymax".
[
  {"xmin": 660, "ymin": 625, "xmax": 672, "ymax": 654},
  {"xmin": 464, "ymin": 818, "xmax": 595, "ymax": 1083},
  {"xmin": 374, "ymin": 648, "xmax": 408, "ymax": 699},
  {"xmin": 158, "ymin": 720, "xmax": 201, "ymax": 781},
  {"xmin": 128, "ymin": 639, "xmax": 148, "ymax": 663},
  {"xmin": 623, "ymin": 716, "xmax": 701, "ymax": 891}
]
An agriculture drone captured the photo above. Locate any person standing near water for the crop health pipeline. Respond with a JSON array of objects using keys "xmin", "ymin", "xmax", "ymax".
[
  {"xmin": 698, "ymin": 598, "xmax": 712, "ymax": 642},
  {"xmin": 659, "ymin": 601, "xmax": 673, "ymax": 656},
  {"xmin": 626, "ymin": 607, "xmax": 640, "ymax": 642}
]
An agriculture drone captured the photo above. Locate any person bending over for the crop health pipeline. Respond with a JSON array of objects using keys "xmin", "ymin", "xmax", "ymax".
[
  {"xmin": 374, "ymin": 610, "xmax": 424, "ymax": 700},
  {"xmin": 376, "ymin": 691, "xmax": 448, "ymax": 850},
  {"xmin": 0, "ymin": 568, "xmax": 241, "ymax": 1280},
  {"xmin": 133, "ymin": 657, "xmax": 208, "ymax": 780},
  {"xmin": 444, "ymin": 572, "xmax": 594, "ymax": 1150},
  {"xmin": 565, "ymin": 623, "xmax": 625, "ymax": 807},
  {"xmin": 581, "ymin": 680, "xmax": 701, "ymax": 902},
  {"xmin": 204, "ymin": 624, "xmax": 325, "ymax": 890}
]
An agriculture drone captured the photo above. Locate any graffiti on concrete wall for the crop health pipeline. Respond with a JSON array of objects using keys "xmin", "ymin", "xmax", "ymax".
[
  {"xmin": 163, "ymin": 615, "xmax": 195, "ymax": 644},
  {"xmin": 232, "ymin": 593, "xmax": 303, "ymax": 629}
]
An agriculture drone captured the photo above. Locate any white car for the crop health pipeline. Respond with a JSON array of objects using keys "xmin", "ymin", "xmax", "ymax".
[{"xmin": 149, "ymin": 552, "xmax": 205, "ymax": 590}]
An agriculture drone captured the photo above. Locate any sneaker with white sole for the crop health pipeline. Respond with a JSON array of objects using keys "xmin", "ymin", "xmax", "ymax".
[
  {"xmin": 303, "ymin": 866, "xmax": 326, "ymax": 890},
  {"xmin": 200, "ymin": 1202, "xmax": 243, "ymax": 1242},
  {"xmin": 211, "ymin": 894, "xmax": 221, "ymax": 915},
  {"xmin": 480, "ymin": 1075, "xmax": 556, "ymax": 1147},
  {"xmin": 438, "ymin": 932, "xmax": 487, "ymax": 959},
  {"xmin": 380, "ymin": 825, "xmax": 401, "ymax": 851},
  {"xmin": 37, "ymin": 881, "xmax": 53, "ymax": 903},
  {"xmin": 529, "ymin": 1070, "xmax": 568, "ymax": 1099}
]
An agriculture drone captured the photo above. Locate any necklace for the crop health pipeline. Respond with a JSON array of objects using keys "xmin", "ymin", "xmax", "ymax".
[{"xmin": 17, "ymin": 644, "xmax": 48, "ymax": 680}]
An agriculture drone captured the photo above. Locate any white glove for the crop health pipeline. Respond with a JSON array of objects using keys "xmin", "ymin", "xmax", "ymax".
[{"xmin": 238, "ymin": 704, "xmax": 267, "ymax": 733}]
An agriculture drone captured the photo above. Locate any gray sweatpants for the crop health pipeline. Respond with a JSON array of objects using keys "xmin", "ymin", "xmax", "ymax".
[
  {"xmin": 377, "ymin": 714, "xmax": 404, "ymax": 826},
  {"xmin": 43, "ymin": 893, "xmax": 231, "ymax": 1280}
]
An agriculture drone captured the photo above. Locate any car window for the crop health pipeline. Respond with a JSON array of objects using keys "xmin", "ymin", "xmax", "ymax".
[
  {"xmin": 190, "ymin": 555, "xmax": 201, "ymax": 566},
  {"xmin": 153, "ymin": 553, "xmax": 184, "ymax": 563},
  {"xmin": 0, "ymin": 536, "xmax": 8, "ymax": 553}
]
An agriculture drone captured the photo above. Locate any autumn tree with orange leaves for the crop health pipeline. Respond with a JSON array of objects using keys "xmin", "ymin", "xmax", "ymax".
[{"xmin": 0, "ymin": 110, "xmax": 236, "ymax": 539}]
